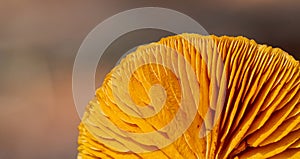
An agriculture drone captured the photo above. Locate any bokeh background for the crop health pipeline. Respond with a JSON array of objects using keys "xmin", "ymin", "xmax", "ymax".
[{"xmin": 0, "ymin": 0, "xmax": 299, "ymax": 158}]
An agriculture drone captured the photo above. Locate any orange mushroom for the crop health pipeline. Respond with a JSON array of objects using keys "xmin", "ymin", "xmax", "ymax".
[{"xmin": 78, "ymin": 34, "xmax": 300, "ymax": 159}]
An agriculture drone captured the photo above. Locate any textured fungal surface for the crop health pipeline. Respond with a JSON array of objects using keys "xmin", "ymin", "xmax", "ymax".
[{"xmin": 77, "ymin": 34, "xmax": 300, "ymax": 159}]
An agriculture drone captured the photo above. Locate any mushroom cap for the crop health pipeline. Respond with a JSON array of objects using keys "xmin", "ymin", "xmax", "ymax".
[{"xmin": 78, "ymin": 34, "xmax": 300, "ymax": 159}]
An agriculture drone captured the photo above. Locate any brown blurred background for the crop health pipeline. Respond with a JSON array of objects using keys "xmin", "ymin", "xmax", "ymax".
[{"xmin": 0, "ymin": 0, "xmax": 299, "ymax": 159}]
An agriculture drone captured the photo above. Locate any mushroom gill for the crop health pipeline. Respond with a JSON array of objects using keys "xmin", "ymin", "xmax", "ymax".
[{"xmin": 77, "ymin": 34, "xmax": 300, "ymax": 159}]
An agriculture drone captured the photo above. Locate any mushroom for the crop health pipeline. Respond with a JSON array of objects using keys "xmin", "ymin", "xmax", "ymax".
[{"xmin": 77, "ymin": 34, "xmax": 300, "ymax": 159}]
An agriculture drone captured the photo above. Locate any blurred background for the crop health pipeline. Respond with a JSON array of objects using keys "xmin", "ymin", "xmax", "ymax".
[{"xmin": 0, "ymin": 0, "xmax": 299, "ymax": 158}]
